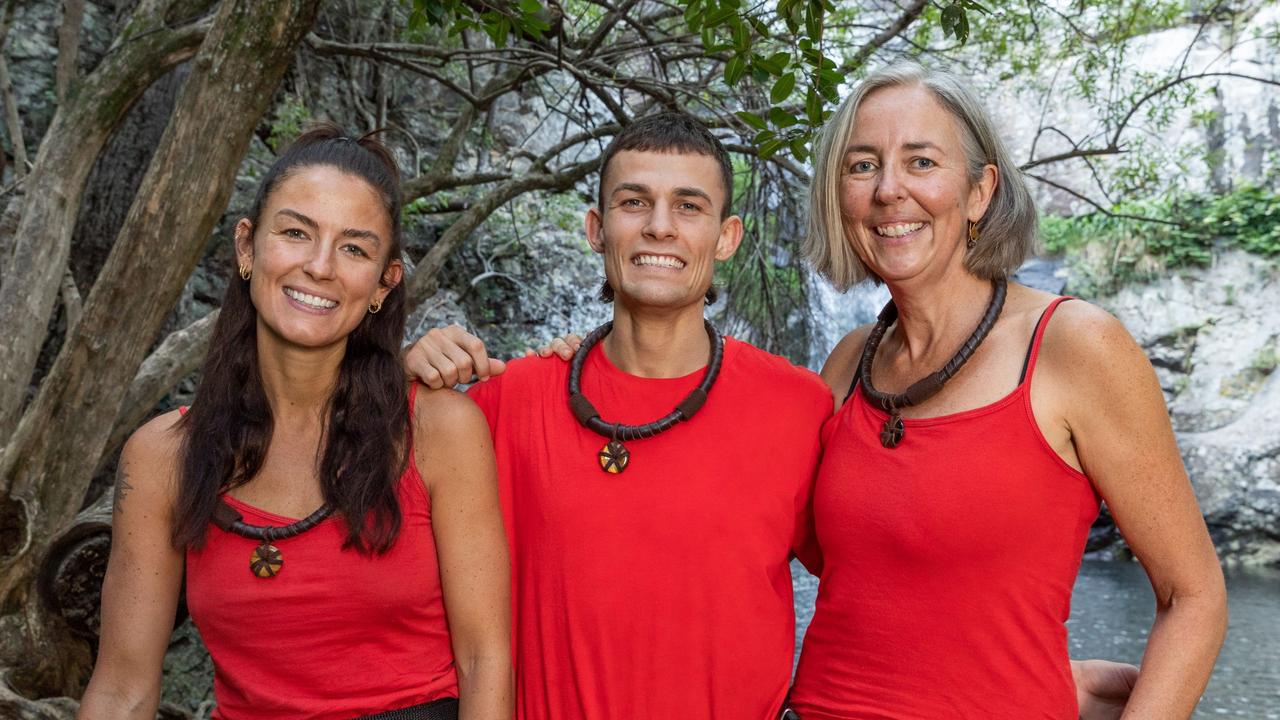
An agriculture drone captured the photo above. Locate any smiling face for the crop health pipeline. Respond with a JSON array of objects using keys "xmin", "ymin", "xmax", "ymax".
[
  {"xmin": 586, "ymin": 149, "xmax": 742, "ymax": 313},
  {"xmin": 839, "ymin": 84, "xmax": 996, "ymax": 285},
  {"xmin": 235, "ymin": 165, "xmax": 402, "ymax": 351}
]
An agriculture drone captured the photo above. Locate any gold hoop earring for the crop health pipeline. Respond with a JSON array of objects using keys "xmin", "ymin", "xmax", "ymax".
[
  {"xmin": 369, "ymin": 298, "xmax": 382, "ymax": 314},
  {"xmin": 966, "ymin": 221, "xmax": 979, "ymax": 250},
  {"xmin": 239, "ymin": 265, "xmax": 251, "ymax": 281}
]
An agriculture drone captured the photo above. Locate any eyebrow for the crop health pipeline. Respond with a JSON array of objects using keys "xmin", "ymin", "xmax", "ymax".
[
  {"xmin": 611, "ymin": 183, "xmax": 713, "ymax": 205},
  {"xmin": 845, "ymin": 141, "xmax": 944, "ymax": 156},
  {"xmin": 276, "ymin": 208, "xmax": 381, "ymax": 246}
]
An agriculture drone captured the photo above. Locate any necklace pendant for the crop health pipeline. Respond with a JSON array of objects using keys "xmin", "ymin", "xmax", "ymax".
[
  {"xmin": 250, "ymin": 542, "xmax": 283, "ymax": 578},
  {"xmin": 598, "ymin": 440, "xmax": 630, "ymax": 474},
  {"xmin": 880, "ymin": 413, "xmax": 905, "ymax": 449}
]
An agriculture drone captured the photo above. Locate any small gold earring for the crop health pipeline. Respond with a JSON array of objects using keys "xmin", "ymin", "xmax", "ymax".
[
  {"xmin": 239, "ymin": 265, "xmax": 251, "ymax": 281},
  {"xmin": 966, "ymin": 221, "xmax": 979, "ymax": 250},
  {"xmin": 368, "ymin": 298, "xmax": 382, "ymax": 314}
]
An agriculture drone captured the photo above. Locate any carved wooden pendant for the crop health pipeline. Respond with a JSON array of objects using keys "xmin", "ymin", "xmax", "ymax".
[
  {"xmin": 250, "ymin": 542, "xmax": 283, "ymax": 578},
  {"xmin": 880, "ymin": 413, "xmax": 905, "ymax": 449},
  {"xmin": 598, "ymin": 440, "xmax": 630, "ymax": 474}
]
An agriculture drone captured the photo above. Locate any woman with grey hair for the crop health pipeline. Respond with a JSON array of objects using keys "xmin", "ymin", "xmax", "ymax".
[{"xmin": 788, "ymin": 62, "xmax": 1226, "ymax": 719}]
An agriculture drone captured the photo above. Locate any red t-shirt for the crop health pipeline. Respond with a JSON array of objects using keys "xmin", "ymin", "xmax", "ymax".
[
  {"xmin": 185, "ymin": 390, "xmax": 459, "ymax": 719},
  {"xmin": 468, "ymin": 337, "xmax": 831, "ymax": 719},
  {"xmin": 790, "ymin": 297, "xmax": 1100, "ymax": 719}
]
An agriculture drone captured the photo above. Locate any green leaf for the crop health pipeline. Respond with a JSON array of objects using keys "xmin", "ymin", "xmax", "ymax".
[
  {"xmin": 789, "ymin": 137, "xmax": 810, "ymax": 160},
  {"xmin": 724, "ymin": 55, "xmax": 747, "ymax": 85},
  {"xmin": 770, "ymin": 72, "xmax": 797, "ymax": 103},
  {"xmin": 753, "ymin": 129, "xmax": 777, "ymax": 144},
  {"xmin": 705, "ymin": 6, "xmax": 737, "ymax": 26},
  {"xmin": 768, "ymin": 51, "xmax": 791, "ymax": 69},
  {"xmin": 684, "ymin": 0, "xmax": 704, "ymax": 27},
  {"xmin": 518, "ymin": 0, "xmax": 541, "ymax": 14},
  {"xmin": 805, "ymin": 87, "xmax": 824, "ymax": 125},
  {"xmin": 736, "ymin": 111, "xmax": 768, "ymax": 131},
  {"xmin": 768, "ymin": 107, "xmax": 798, "ymax": 128},
  {"xmin": 758, "ymin": 138, "xmax": 786, "ymax": 158}
]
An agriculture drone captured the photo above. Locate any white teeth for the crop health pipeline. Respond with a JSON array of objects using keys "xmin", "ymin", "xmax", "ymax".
[
  {"xmin": 284, "ymin": 288, "xmax": 337, "ymax": 309},
  {"xmin": 875, "ymin": 222, "xmax": 925, "ymax": 238},
  {"xmin": 633, "ymin": 254, "xmax": 685, "ymax": 269}
]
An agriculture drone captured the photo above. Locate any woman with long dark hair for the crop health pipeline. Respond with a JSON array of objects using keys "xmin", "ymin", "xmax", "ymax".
[{"xmin": 80, "ymin": 126, "xmax": 512, "ymax": 720}]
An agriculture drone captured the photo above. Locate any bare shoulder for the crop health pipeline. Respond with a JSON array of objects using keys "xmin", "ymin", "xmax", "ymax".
[
  {"xmin": 821, "ymin": 323, "xmax": 875, "ymax": 402},
  {"xmin": 410, "ymin": 383, "xmax": 491, "ymax": 452},
  {"xmin": 115, "ymin": 409, "xmax": 185, "ymax": 514},
  {"xmin": 1038, "ymin": 299, "xmax": 1154, "ymax": 397},
  {"xmin": 1041, "ymin": 299, "xmax": 1146, "ymax": 366},
  {"xmin": 412, "ymin": 383, "xmax": 487, "ymax": 430}
]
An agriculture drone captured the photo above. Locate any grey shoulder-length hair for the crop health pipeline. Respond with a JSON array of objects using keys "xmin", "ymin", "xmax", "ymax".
[{"xmin": 805, "ymin": 61, "xmax": 1037, "ymax": 290}]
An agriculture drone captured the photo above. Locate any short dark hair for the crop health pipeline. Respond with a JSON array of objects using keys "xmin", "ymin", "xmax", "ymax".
[{"xmin": 597, "ymin": 112, "xmax": 735, "ymax": 220}]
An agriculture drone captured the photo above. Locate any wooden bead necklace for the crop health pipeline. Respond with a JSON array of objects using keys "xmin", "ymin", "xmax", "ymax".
[
  {"xmin": 857, "ymin": 277, "xmax": 1007, "ymax": 449},
  {"xmin": 567, "ymin": 320, "xmax": 724, "ymax": 473},
  {"xmin": 211, "ymin": 499, "xmax": 332, "ymax": 578}
]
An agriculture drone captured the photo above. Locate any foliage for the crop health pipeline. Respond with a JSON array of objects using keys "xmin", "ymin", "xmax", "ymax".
[
  {"xmin": 1041, "ymin": 184, "xmax": 1280, "ymax": 295},
  {"xmin": 266, "ymin": 94, "xmax": 310, "ymax": 151}
]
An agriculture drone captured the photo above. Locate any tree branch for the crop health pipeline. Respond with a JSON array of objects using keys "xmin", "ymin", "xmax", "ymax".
[
  {"xmin": 405, "ymin": 160, "xmax": 597, "ymax": 307},
  {"xmin": 55, "ymin": 0, "xmax": 87, "ymax": 105},
  {"xmin": 1023, "ymin": 171, "xmax": 1182, "ymax": 226},
  {"xmin": 97, "ymin": 310, "xmax": 217, "ymax": 473},
  {"xmin": 0, "ymin": 8, "xmax": 210, "ymax": 440},
  {"xmin": 841, "ymin": 0, "xmax": 928, "ymax": 73}
]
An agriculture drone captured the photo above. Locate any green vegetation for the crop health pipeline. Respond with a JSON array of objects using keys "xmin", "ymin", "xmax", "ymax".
[{"xmin": 1041, "ymin": 185, "xmax": 1280, "ymax": 295}]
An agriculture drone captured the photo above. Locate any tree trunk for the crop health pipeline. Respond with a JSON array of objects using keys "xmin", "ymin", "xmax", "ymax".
[
  {"xmin": 0, "ymin": 2, "xmax": 210, "ymax": 442},
  {"xmin": 0, "ymin": 0, "xmax": 320, "ymax": 700}
]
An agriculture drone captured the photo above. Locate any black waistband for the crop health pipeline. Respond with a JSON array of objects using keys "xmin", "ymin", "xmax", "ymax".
[{"xmin": 354, "ymin": 697, "xmax": 459, "ymax": 720}]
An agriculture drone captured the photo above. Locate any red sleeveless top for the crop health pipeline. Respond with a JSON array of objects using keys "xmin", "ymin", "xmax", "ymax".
[
  {"xmin": 791, "ymin": 297, "xmax": 1100, "ymax": 719},
  {"xmin": 184, "ymin": 387, "xmax": 459, "ymax": 719}
]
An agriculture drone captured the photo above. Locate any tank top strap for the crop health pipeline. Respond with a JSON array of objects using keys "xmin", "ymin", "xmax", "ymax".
[{"xmin": 1018, "ymin": 296, "xmax": 1075, "ymax": 385}]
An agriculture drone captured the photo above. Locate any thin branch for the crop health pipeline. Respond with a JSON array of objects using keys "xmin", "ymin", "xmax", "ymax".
[
  {"xmin": 55, "ymin": 0, "xmax": 87, "ymax": 105},
  {"xmin": 841, "ymin": 0, "xmax": 928, "ymax": 73},
  {"xmin": 1023, "ymin": 171, "xmax": 1182, "ymax": 226},
  {"xmin": 406, "ymin": 160, "xmax": 598, "ymax": 306}
]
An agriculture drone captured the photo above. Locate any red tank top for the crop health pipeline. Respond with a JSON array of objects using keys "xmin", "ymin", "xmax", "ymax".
[
  {"xmin": 791, "ymin": 297, "xmax": 1100, "ymax": 720},
  {"xmin": 184, "ymin": 386, "xmax": 459, "ymax": 719}
]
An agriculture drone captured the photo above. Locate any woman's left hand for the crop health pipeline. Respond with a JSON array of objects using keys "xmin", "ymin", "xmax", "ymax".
[{"xmin": 1072, "ymin": 659, "xmax": 1138, "ymax": 720}]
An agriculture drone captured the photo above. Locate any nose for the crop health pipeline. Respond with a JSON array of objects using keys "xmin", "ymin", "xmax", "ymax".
[
  {"xmin": 874, "ymin": 164, "xmax": 906, "ymax": 205},
  {"xmin": 643, "ymin": 203, "xmax": 676, "ymax": 241},
  {"xmin": 302, "ymin": 239, "xmax": 337, "ymax": 280}
]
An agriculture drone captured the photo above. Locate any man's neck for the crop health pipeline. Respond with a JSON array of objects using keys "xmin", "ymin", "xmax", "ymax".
[{"xmin": 603, "ymin": 302, "xmax": 711, "ymax": 378}]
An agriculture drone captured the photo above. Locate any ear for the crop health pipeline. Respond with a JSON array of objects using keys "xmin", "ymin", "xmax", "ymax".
[
  {"xmin": 377, "ymin": 259, "xmax": 404, "ymax": 301},
  {"xmin": 234, "ymin": 218, "xmax": 255, "ymax": 268},
  {"xmin": 584, "ymin": 206, "xmax": 606, "ymax": 254},
  {"xmin": 714, "ymin": 214, "xmax": 745, "ymax": 261},
  {"xmin": 967, "ymin": 164, "xmax": 999, "ymax": 223}
]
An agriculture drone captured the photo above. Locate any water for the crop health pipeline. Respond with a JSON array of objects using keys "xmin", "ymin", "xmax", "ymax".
[{"xmin": 791, "ymin": 560, "xmax": 1280, "ymax": 717}]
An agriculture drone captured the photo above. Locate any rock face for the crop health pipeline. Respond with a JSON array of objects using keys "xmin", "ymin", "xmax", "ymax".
[{"xmin": 1086, "ymin": 250, "xmax": 1280, "ymax": 565}]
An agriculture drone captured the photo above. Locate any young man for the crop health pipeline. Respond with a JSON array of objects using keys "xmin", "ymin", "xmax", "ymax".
[
  {"xmin": 414, "ymin": 113, "xmax": 829, "ymax": 718},
  {"xmin": 405, "ymin": 113, "xmax": 1137, "ymax": 719}
]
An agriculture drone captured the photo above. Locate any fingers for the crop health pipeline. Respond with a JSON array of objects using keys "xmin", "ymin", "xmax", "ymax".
[
  {"xmin": 565, "ymin": 333, "xmax": 583, "ymax": 352},
  {"xmin": 550, "ymin": 337, "xmax": 575, "ymax": 361},
  {"xmin": 405, "ymin": 324, "xmax": 492, "ymax": 388}
]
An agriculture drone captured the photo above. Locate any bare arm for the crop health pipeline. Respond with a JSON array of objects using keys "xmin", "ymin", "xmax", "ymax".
[
  {"xmin": 1042, "ymin": 303, "xmax": 1227, "ymax": 719},
  {"xmin": 79, "ymin": 412, "xmax": 186, "ymax": 719},
  {"xmin": 414, "ymin": 386, "xmax": 513, "ymax": 720}
]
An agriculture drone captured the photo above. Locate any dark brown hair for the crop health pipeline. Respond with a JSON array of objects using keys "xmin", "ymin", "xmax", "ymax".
[
  {"xmin": 174, "ymin": 123, "xmax": 409, "ymax": 554},
  {"xmin": 596, "ymin": 112, "xmax": 730, "ymax": 304}
]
